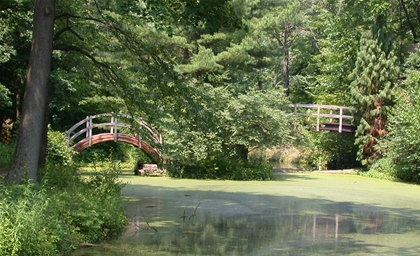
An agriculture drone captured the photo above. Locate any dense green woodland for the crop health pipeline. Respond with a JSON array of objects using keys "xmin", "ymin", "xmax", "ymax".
[{"xmin": 1, "ymin": 0, "xmax": 420, "ymax": 182}]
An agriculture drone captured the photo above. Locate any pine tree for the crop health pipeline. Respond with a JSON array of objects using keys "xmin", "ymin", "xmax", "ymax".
[{"xmin": 349, "ymin": 24, "xmax": 399, "ymax": 165}]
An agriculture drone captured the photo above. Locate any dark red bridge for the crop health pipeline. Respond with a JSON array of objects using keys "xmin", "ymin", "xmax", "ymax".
[{"xmin": 65, "ymin": 113, "xmax": 162, "ymax": 163}]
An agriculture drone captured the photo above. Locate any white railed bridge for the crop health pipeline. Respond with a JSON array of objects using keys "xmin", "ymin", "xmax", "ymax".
[
  {"xmin": 65, "ymin": 113, "xmax": 162, "ymax": 163},
  {"xmin": 290, "ymin": 104, "xmax": 355, "ymax": 133}
]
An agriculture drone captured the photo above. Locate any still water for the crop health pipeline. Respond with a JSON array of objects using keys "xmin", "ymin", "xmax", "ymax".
[{"xmin": 73, "ymin": 173, "xmax": 420, "ymax": 255}]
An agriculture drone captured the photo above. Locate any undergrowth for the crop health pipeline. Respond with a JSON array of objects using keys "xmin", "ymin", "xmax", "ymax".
[
  {"xmin": 0, "ymin": 164, "xmax": 128, "ymax": 255},
  {"xmin": 0, "ymin": 141, "xmax": 14, "ymax": 169},
  {"xmin": 166, "ymin": 156, "xmax": 273, "ymax": 180}
]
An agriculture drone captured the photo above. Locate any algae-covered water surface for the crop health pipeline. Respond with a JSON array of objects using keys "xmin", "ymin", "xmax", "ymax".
[{"xmin": 73, "ymin": 172, "xmax": 420, "ymax": 255}]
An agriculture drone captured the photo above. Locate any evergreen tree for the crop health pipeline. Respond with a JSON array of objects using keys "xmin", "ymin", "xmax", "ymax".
[{"xmin": 349, "ymin": 23, "xmax": 399, "ymax": 165}]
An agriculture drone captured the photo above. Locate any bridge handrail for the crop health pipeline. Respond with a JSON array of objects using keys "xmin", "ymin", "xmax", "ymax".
[
  {"xmin": 65, "ymin": 113, "xmax": 162, "ymax": 147},
  {"xmin": 68, "ymin": 123, "xmax": 132, "ymax": 142},
  {"xmin": 292, "ymin": 103, "xmax": 351, "ymax": 111},
  {"xmin": 290, "ymin": 104, "xmax": 354, "ymax": 133}
]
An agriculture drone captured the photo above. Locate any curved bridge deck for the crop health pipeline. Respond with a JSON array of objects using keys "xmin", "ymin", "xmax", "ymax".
[{"xmin": 66, "ymin": 113, "xmax": 162, "ymax": 163}]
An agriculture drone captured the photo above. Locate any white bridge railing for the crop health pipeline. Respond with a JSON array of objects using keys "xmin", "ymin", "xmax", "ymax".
[
  {"xmin": 290, "ymin": 104, "xmax": 354, "ymax": 133},
  {"xmin": 65, "ymin": 113, "xmax": 162, "ymax": 148}
]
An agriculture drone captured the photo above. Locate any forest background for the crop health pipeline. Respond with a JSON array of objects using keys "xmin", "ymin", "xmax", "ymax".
[{"xmin": 2, "ymin": 0, "xmax": 420, "ymax": 182}]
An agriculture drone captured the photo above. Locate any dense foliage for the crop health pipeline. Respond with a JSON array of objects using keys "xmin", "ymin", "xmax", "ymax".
[
  {"xmin": 1, "ymin": 1, "xmax": 420, "ymax": 182},
  {"xmin": 0, "ymin": 163, "xmax": 127, "ymax": 255},
  {"xmin": 166, "ymin": 155, "xmax": 273, "ymax": 180},
  {"xmin": 375, "ymin": 51, "xmax": 420, "ymax": 181}
]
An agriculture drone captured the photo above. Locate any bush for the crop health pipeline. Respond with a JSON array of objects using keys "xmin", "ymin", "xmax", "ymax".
[
  {"xmin": 46, "ymin": 130, "xmax": 74, "ymax": 166},
  {"xmin": 0, "ymin": 182, "xmax": 76, "ymax": 255},
  {"xmin": 166, "ymin": 156, "xmax": 273, "ymax": 181},
  {"xmin": 357, "ymin": 157, "xmax": 397, "ymax": 181},
  {"xmin": 0, "ymin": 164, "xmax": 128, "ymax": 255}
]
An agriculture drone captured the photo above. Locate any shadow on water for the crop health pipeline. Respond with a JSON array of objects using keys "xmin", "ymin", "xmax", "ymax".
[{"xmin": 73, "ymin": 175, "xmax": 420, "ymax": 256}]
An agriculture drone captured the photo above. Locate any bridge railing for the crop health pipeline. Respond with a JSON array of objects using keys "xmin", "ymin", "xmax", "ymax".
[
  {"xmin": 290, "ymin": 104, "xmax": 354, "ymax": 133},
  {"xmin": 65, "ymin": 113, "xmax": 162, "ymax": 149}
]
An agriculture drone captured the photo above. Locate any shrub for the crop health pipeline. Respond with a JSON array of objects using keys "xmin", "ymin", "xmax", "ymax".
[
  {"xmin": 0, "ymin": 182, "xmax": 76, "ymax": 256},
  {"xmin": 46, "ymin": 130, "xmax": 74, "ymax": 166},
  {"xmin": 166, "ymin": 155, "xmax": 273, "ymax": 181},
  {"xmin": 0, "ymin": 164, "xmax": 128, "ymax": 255},
  {"xmin": 357, "ymin": 157, "xmax": 397, "ymax": 181}
]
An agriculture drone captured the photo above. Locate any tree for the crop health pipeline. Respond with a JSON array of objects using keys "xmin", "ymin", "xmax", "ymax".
[
  {"xmin": 6, "ymin": 0, "xmax": 55, "ymax": 183},
  {"xmin": 349, "ymin": 22, "xmax": 399, "ymax": 165},
  {"xmin": 253, "ymin": 0, "xmax": 311, "ymax": 96}
]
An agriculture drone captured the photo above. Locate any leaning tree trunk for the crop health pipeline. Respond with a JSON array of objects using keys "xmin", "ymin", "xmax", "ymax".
[{"xmin": 7, "ymin": 0, "xmax": 55, "ymax": 183}]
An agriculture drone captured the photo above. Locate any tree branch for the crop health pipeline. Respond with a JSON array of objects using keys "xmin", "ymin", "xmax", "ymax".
[
  {"xmin": 54, "ymin": 26, "xmax": 84, "ymax": 41},
  {"xmin": 53, "ymin": 44, "xmax": 120, "ymax": 81}
]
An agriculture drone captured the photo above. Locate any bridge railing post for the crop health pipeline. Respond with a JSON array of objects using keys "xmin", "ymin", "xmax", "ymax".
[
  {"xmin": 110, "ymin": 116, "xmax": 114, "ymax": 134},
  {"xmin": 307, "ymin": 108, "xmax": 311, "ymax": 122},
  {"xmin": 329, "ymin": 109, "xmax": 333, "ymax": 123},
  {"xmin": 138, "ymin": 117, "xmax": 142, "ymax": 149},
  {"xmin": 87, "ymin": 116, "xmax": 93, "ymax": 147},
  {"xmin": 316, "ymin": 106, "xmax": 320, "ymax": 131},
  {"xmin": 339, "ymin": 107, "xmax": 343, "ymax": 133},
  {"xmin": 113, "ymin": 116, "xmax": 118, "ymax": 142}
]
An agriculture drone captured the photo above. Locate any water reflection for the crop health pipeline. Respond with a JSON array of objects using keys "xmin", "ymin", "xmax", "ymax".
[{"xmin": 73, "ymin": 180, "xmax": 420, "ymax": 256}]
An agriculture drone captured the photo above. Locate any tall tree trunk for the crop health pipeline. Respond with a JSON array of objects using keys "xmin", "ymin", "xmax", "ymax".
[
  {"xmin": 7, "ymin": 0, "xmax": 55, "ymax": 183},
  {"xmin": 283, "ymin": 47, "xmax": 290, "ymax": 97},
  {"xmin": 283, "ymin": 25, "xmax": 291, "ymax": 97}
]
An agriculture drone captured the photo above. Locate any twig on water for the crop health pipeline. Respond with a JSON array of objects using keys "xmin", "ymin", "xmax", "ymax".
[
  {"xmin": 140, "ymin": 210, "xmax": 158, "ymax": 233},
  {"xmin": 180, "ymin": 208, "xmax": 188, "ymax": 222},
  {"xmin": 189, "ymin": 202, "xmax": 201, "ymax": 220}
]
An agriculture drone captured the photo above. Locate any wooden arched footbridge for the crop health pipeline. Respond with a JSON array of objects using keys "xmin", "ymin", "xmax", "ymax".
[
  {"xmin": 290, "ymin": 104, "xmax": 355, "ymax": 133},
  {"xmin": 65, "ymin": 113, "xmax": 162, "ymax": 163}
]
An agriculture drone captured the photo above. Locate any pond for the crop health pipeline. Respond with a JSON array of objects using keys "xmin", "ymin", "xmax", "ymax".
[{"xmin": 73, "ymin": 172, "xmax": 420, "ymax": 255}]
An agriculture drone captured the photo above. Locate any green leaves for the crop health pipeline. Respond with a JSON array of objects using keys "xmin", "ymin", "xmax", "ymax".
[
  {"xmin": 377, "ymin": 51, "xmax": 420, "ymax": 181},
  {"xmin": 349, "ymin": 28, "xmax": 399, "ymax": 164}
]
